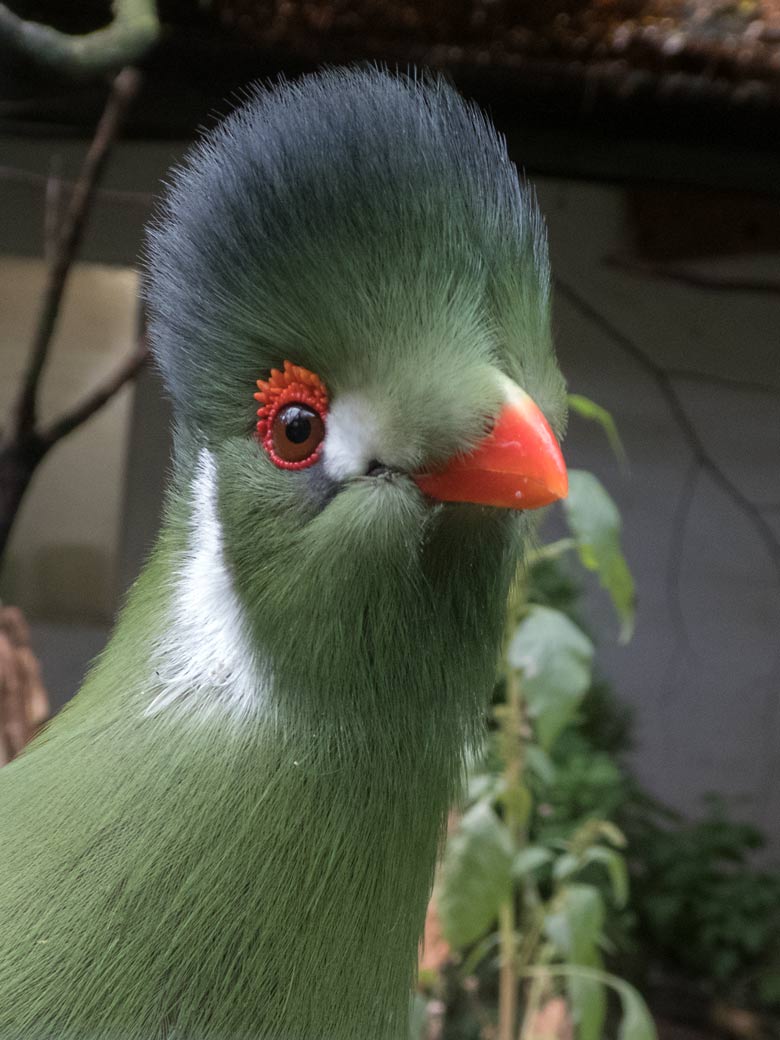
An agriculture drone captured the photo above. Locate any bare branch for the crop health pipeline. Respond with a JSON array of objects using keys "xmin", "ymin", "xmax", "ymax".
[
  {"xmin": 39, "ymin": 336, "xmax": 150, "ymax": 450},
  {"xmin": 0, "ymin": 0, "xmax": 160, "ymax": 81},
  {"xmin": 44, "ymin": 155, "xmax": 63, "ymax": 267},
  {"xmin": 606, "ymin": 254, "xmax": 780, "ymax": 296},
  {"xmin": 658, "ymin": 457, "xmax": 700, "ymax": 724},
  {"xmin": 12, "ymin": 67, "xmax": 141, "ymax": 438},
  {"xmin": 0, "ymin": 164, "xmax": 155, "ymax": 206},
  {"xmin": 667, "ymin": 458, "xmax": 699, "ymax": 659}
]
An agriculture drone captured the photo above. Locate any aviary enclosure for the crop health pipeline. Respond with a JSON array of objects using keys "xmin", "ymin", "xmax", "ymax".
[{"xmin": 0, "ymin": 3, "xmax": 778, "ymax": 1039}]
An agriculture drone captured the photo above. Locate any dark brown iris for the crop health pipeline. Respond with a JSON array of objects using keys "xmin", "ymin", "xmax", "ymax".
[{"xmin": 271, "ymin": 403, "xmax": 325, "ymax": 464}]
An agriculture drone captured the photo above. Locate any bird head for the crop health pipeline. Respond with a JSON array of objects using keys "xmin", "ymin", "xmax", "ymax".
[{"xmin": 145, "ymin": 68, "xmax": 567, "ymax": 731}]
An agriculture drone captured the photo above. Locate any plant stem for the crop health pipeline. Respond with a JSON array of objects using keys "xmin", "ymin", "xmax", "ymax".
[
  {"xmin": 503, "ymin": 670, "xmax": 525, "ymax": 842},
  {"xmin": 516, "ymin": 905, "xmax": 547, "ymax": 975},
  {"xmin": 497, "ymin": 645, "xmax": 527, "ymax": 1040},
  {"xmin": 518, "ymin": 971, "xmax": 546, "ymax": 1040},
  {"xmin": 525, "ymin": 537, "xmax": 576, "ymax": 566},
  {"xmin": 498, "ymin": 899, "xmax": 517, "ymax": 1040}
]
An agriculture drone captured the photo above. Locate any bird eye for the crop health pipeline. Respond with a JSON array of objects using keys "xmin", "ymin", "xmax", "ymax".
[
  {"xmin": 271, "ymin": 404, "xmax": 324, "ymax": 465},
  {"xmin": 254, "ymin": 360, "xmax": 329, "ymax": 471}
]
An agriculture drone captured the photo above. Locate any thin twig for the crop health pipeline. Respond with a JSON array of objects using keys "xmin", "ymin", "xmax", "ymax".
[
  {"xmin": 663, "ymin": 368, "xmax": 780, "ymax": 397},
  {"xmin": 497, "ymin": 901, "xmax": 517, "ymax": 1040},
  {"xmin": 658, "ymin": 457, "xmax": 700, "ymax": 743},
  {"xmin": 38, "ymin": 336, "xmax": 149, "ymax": 450},
  {"xmin": 525, "ymin": 538, "xmax": 577, "ymax": 567},
  {"xmin": 666, "ymin": 457, "xmax": 699, "ymax": 663},
  {"xmin": 606, "ymin": 254, "xmax": 780, "ymax": 296},
  {"xmin": 497, "ymin": 662, "xmax": 527, "ymax": 1040},
  {"xmin": 43, "ymin": 155, "xmax": 63, "ymax": 266},
  {"xmin": 12, "ymin": 68, "xmax": 142, "ymax": 438},
  {"xmin": 518, "ymin": 972, "xmax": 548, "ymax": 1040},
  {"xmin": 0, "ymin": 164, "xmax": 155, "ymax": 206},
  {"xmin": 0, "ymin": 0, "xmax": 160, "ymax": 80}
]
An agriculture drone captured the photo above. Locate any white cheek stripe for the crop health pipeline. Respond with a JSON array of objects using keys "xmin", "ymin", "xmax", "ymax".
[
  {"xmin": 322, "ymin": 394, "xmax": 385, "ymax": 482},
  {"xmin": 144, "ymin": 448, "xmax": 271, "ymax": 719}
]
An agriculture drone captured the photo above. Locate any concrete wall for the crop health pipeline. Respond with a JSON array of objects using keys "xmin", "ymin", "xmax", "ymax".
[
  {"xmin": 538, "ymin": 180, "xmax": 780, "ymax": 839},
  {"xmin": 1, "ymin": 137, "xmax": 778, "ymax": 844},
  {"xmin": 0, "ymin": 258, "xmax": 138, "ymax": 623},
  {"xmin": 0, "ymin": 137, "xmax": 179, "ymax": 708}
]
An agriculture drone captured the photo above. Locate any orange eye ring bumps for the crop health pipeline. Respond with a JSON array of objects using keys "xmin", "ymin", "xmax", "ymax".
[{"xmin": 255, "ymin": 362, "xmax": 329, "ymax": 470}]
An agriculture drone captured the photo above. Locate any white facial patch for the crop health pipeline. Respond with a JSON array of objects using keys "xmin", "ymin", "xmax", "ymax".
[
  {"xmin": 322, "ymin": 393, "xmax": 387, "ymax": 482},
  {"xmin": 145, "ymin": 448, "xmax": 271, "ymax": 720},
  {"xmin": 496, "ymin": 370, "xmax": 529, "ymax": 410}
]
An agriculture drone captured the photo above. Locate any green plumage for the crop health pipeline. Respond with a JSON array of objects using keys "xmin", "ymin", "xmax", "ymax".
[{"xmin": 0, "ymin": 68, "xmax": 566, "ymax": 1039}]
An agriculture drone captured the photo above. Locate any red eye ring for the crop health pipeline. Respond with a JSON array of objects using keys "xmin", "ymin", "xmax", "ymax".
[{"xmin": 254, "ymin": 362, "xmax": 329, "ymax": 470}]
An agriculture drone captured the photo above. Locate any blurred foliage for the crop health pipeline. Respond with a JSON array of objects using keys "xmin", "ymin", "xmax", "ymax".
[
  {"xmin": 417, "ymin": 396, "xmax": 780, "ymax": 1039},
  {"xmin": 429, "ymin": 404, "xmax": 654, "ymax": 1040},
  {"xmin": 629, "ymin": 798, "xmax": 780, "ymax": 1010},
  {"xmin": 537, "ymin": 637, "xmax": 780, "ymax": 1013}
]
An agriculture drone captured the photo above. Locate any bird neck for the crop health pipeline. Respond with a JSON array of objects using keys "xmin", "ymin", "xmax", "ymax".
[{"xmin": 64, "ymin": 451, "xmax": 517, "ymax": 1040}]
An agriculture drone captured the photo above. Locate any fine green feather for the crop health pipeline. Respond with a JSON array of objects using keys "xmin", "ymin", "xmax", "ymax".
[{"xmin": 0, "ymin": 67, "xmax": 566, "ymax": 1040}]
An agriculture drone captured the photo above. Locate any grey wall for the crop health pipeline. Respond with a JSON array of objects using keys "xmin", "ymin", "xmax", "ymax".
[
  {"xmin": 537, "ymin": 181, "xmax": 780, "ymax": 840},
  {"xmin": 0, "ymin": 136, "xmax": 181, "ymax": 706}
]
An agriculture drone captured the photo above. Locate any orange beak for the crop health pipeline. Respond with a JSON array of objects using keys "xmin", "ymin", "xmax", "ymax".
[{"xmin": 413, "ymin": 379, "xmax": 568, "ymax": 510}]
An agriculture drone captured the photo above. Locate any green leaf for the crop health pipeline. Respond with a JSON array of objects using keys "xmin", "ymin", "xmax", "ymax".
[
  {"xmin": 544, "ymin": 887, "xmax": 602, "ymax": 968},
  {"xmin": 460, "ymin": 932, "xmax": 501, "ymax": 976},
  {"xmin": 522, "ymin": 967, "xmax": 656, "ymax": 1040},
  {"xmin": 758, "ymin": 966, "xmax": 780, "ymax": 1005},
  {"xmin": 568, "ymin": 394, "xmax": 628, "ymax": 471},
  {"xmin": 563, "ymin": 470, "xmax": 636, "ymax": 642},
  {"xmin": 551, "ymin": 839, "xmax": 628, "ymax": 907},
  {"xmin": 498, "ymin": 779, "xmax": 532, "ymax": 831},
  {"xmin": 561, "ymin": 883, "xmax": 606, "ymax": 963},
  {"xmin": 466, "ymin": 772, "xmax": 498, "ymax": 805},
  {"xmin": 508, "ymin": 605, "xmax": 594, "ymax": 750},
  {"xmin": 617, "ymin": 980, "xmax": 657, "ymax": 1040},
  {"xmin": 594, "ymin": 820, "xmax": 627, "ymax": 848},
  {"xmin": 526, "ymin": 743, "xmax": 557, "ymax": 785},
  {"xmin": 438, "ymin": 802, "xmax": 513, "ymax": 948},
  {"xmin": 408, "ymin": 993, "xmax": 429, "ymax": 1040},
  {"xmin": 583, "ymin": 846, "xmax": 630, "ymax": 908},
  {"xmin": 569, "ymin": 973, "xmax": 606, "ymax": 1040},
  {"xmin": 545, "ymin": 885, "xmax": 608, "ymax": 1040},
  {"xmin": 553, "ymin": 852, "xmax": 580, "ymax": 882},
  {"xmin": 513, "ymin": 845, "xmax": 553, "ymax": 879}
]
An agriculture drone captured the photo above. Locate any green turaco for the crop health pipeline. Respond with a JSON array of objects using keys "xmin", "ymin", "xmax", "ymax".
[{"xmin": 0, "ymin": 68, "xmax": 567, "ymax": 1040}]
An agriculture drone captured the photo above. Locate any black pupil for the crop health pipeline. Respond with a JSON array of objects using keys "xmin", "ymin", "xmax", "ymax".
[{"xmin": 283, "ymin": 406, "xmax": 313, "ymax": 444}]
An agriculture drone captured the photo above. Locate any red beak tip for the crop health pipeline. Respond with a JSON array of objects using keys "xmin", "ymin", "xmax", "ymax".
[{"xmin": 412, "ymin": 378, "xmax": 568, "ymax": 511}]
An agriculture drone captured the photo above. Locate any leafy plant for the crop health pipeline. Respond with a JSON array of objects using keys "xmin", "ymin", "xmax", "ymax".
[
  {"xmin": 417, "ymin": 395, "xmax": 780, "ymax": 1039},
  {"xmin": 433, "ymin": 397, "xmax": 655, "ymax": 1040},
  {"xmin": 628, "ymin": 798, "xmax": 780, "ymax": 1008},
  {"xmin": 528, "ymin": 580, "xmax": 780, "ymax": 1016}
]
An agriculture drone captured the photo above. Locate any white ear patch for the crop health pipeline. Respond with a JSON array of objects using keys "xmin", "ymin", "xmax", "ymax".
[
  {"xmin": 322, "ymin": 393, "xmax": 386, "ymax": 482},
  {"xmin": 145, "ymin": 449, "xmax": 271, "ymax": 720}
]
